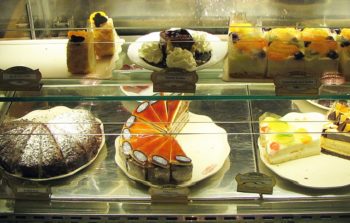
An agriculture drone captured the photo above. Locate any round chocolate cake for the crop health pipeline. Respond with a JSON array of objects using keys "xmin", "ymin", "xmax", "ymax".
[{"xmin": 0, "ymin": 107, "xmax": 104, "ymax": 179}]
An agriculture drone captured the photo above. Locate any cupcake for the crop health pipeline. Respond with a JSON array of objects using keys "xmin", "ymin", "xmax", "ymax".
[
  {"xmin": 339, "ymin": 28, "xmax": 350, "ymax": 79},
  {"xmin": 226, "ymin": 23, "xmax": 268, "ymax": 79},
  {"xmin": 301, "ymin": 28, "xmax": 339, "ymax": 77},
  {"xmin": 267, "ymin": 28, "xmax": 305, "ymax": 77}
]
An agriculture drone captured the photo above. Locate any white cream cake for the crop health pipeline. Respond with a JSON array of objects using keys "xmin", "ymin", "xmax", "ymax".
[{"xmin": 259, "ymin": 112, "xmax": 325, "ymax": 164}]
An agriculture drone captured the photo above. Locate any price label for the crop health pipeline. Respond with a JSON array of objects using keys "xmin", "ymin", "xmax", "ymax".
[
  {"xmin": 151, "ymin": 68, "xmax": 198, "ymax": 93},
  {"xmin": 15, "ymin": 185, "xmax": 51, "ymax": 200},
  {"xmin": 236, "ymin": 172, "xmax": 276, "ymax": 194},
  {"xmin": 0, "ymin": 66, "xmax": 42, "ymax": 91},
  {"xmin": 149, "ymin": 186, "xmax": 189, "ymax": 204},
  {"xmin": 274, "ymin": 72, "xmax": 320, "ymax": 96}
]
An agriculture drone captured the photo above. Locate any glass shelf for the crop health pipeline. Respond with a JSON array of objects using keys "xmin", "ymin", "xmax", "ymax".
[{"xmin": 1, "ymin": 79, "xmax": 350, "ymax": 102}]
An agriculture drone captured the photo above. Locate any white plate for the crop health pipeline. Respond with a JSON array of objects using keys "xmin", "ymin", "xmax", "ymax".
[
  {"xmin": 258, "ymin": 139, "xmax": 350, "ymax": 189},
  {"xmin": 120, "ymin": 85, "xmax": 155, "ymax": 97},
  {"xmin": 0, "ymin": 39, "xmax": 124, "ymax": 79},
  {"xmin": 2, "ymin": 106, "xmax": 106, "ymax": 181},
  {"xmin": 306, "ymin": 100, "xmax": 331, "ymax": 111},
  {"xmin": 127, "ymin": 30, "xmax": 227, "ymax": 71},
  {"xmin": 115, "ymin": 112, "xmax": 231, "ymax": 187}
]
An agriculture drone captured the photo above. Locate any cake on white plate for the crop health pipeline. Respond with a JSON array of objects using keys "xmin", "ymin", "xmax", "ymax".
[
  {"xmin": 321, "ymin": 102, "xmax": 350, "ymax": 160},
  {"xmin": 259, "ymin": 112, "xmax": 325, "ymax": 164},
  {"xmin": 338, "ymin": 28, "xmax": 350, "ymax": 80},
  {"xmin": 226, "ymin": 23, "xmax": 268, "ymax": 79},
  {"xmin": 266, "ymin": 28, "xmax": 305, "ymax": 78},
  {"xmin": 301, "ymin": 28, "xmax": 339, "ymax": 77}
]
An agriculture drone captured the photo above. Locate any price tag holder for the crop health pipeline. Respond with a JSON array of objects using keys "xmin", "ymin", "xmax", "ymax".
[
  {"xmin": 149, "ymin": 186, "xmax": 189, "ymax": 204},
  {"xmin": 0, "ymin": 66, "xmax": 42, "ymax": 91},
  {"xmin": 14, "ymin": 184, "xmax": 51, "ymax": 200},
  {"xmin": 274, "ymin": 72, "xmax": 320, "ymax": 96},
  {"xmin": 236, "ymin": 172, "xmax": 276, "ymax": 195},
  {"xmin": 151, "ymin": 68, "xmax": 198, "ymax": 93}
]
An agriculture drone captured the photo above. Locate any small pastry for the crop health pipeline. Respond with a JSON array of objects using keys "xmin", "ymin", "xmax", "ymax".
[
  {"xmin": 67, "ymin": 30, "xmax": 96, "ymax": 74},
  {"xmin": 89, "ymin": 11, "xmax": 118, "ymax": 58}
]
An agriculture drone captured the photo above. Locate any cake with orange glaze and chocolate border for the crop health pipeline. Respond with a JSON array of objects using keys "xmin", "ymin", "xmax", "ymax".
[{"xmin": 118, "ymin": 100, "xmax": 192, "ymax": 184}]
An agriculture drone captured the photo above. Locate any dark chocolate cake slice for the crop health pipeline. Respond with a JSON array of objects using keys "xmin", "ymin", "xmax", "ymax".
[{"xmin": 160, "ymin": 28, "xmax": 194, "ymax": 51}]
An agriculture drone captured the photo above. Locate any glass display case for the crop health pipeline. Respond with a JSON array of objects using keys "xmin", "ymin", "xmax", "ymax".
[{"xmin": 0, "ymin": 0, "xmax": 350, "ymax": 222}]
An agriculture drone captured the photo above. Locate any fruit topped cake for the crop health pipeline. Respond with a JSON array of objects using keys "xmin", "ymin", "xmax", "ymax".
[
  {"xmin": 339, "ymin": 28, "xmax": 350, "ymax": 79},
  {"xmin": 139, "ymin": 28, "xmax": 212, "ymax": 71},
  {"xmin": 321, "ymin": 102, "xmax": 350, "ymax": 159},
  {"xmin": 226, "ymin": 23, "xmax": 268, "ymax": 79},
  {"xmin": 301, "ymin": 28, "xmax": 339, "ymax": 77},
  {"xmin": 118, "ymin": 100, "xmax": 193, "ymax": 184},
  {"xmin": 259, "ymin": 112, "xmax": 324, "ymax": 164},
  {"xmin": 89, "ymin": 11, "xmax": 119, "ymax": 58},
  {"xmin": 266, "ymin": 28, "xmax": 305, "ymax": 77}
]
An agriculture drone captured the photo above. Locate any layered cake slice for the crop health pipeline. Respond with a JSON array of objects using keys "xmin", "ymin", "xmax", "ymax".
[
  {"xmin": 89, "ymin": 11, "xmax": 119, "ymax": 58},
  {"xmin": 132, "ymin": 101, "xmax": 167, "ymax": 130},
  {"xmin": 259, "ymin": 112, "xmax": 323, "ymax": 164},
  {"xmin": 226, "ymin": 23, "xmax": 268, "ymax": 78},
  {"xmin": 339, "ymin": 29, "xmax": 350, "ymax": 79},
  {"xmin": 119, "ymin": 100, "xmax": 193, "ymax": 184},
  {"xmin": 321, "ymin": 102, "xmax": 350, "ymax": 159},
  {"xmin": 267, "ymin": 28, "xmax": 305, "ymax": 77},
  {"xmin": 301, "ymin": 28, "xmax": 339, "ymax": 77}
]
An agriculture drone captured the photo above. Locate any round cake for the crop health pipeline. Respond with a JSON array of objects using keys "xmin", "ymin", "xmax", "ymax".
[
  {"xmin": 0, "ymin": 106, "xmax": 104, "ymax": 179},
  {"xmin": 117, "ymin": 100, "xmax": 193, "ymax": 185}
]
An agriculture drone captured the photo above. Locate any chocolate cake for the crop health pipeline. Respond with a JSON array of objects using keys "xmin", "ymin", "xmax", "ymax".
[
  {"xmin": 321, "ymin": 102, "xmax": 350, "ymax": 159},
  {"xmin": 0, "ymin": 108, "xmax": 104, "ymax": 179}
]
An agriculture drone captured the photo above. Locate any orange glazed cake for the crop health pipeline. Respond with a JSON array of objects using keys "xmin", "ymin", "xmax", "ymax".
[{"xmin": 119, "ymin": 100, "xmax": 192, "ymax": 184}]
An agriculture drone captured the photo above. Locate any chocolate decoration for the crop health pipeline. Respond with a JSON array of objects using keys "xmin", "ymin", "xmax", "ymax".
[
  {"xmin": 160, "ymin": 29, "xmax": 194, "ymax": 51},
  {"xmin": 70, "ymin": 35, "xmax": 85, "ymax": 43},
  {"xmin": 93, "ymin": 13, "xmax": 108, "ymax": 27}
]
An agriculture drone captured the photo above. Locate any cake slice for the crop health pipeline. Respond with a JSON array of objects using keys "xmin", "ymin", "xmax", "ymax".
[
  {"xmin": 89, "ymin": 11, "xmax": 118, "ymax": 58},
  {"xmin": 166, "ymin": 100, "xmax": 189, "ymax": 133},
  {"xmin": 67, "ymin": 30, "xmax": 96, "ymax": 74},
  {"xmin": 301, "ymin": 28, "xmax": 339, "ymax": 77},
  {"xmin": 267, "ymin": 28, "xmax": 305, "ymax": 77},
  {"xmin": 339, "ymin": 29, "xmax": 350, "ymax": 80},
  {"xmin": 169, "ymin": 137, "xmax": 193, "ymax": 183},
  {"xmin": 133, "ymin": 102, "xmax": 166, "ymax": 130},
  {"xmin": 321, "ymin": 102, "xmax": 350, "ymax": 159},
  {"xmin": 226, "ymin": 23, "xmax": 268, "ymax": 78},
  {"xmin": 259, "ymin": 112, "xmax": 323, "ymax": 164}
]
